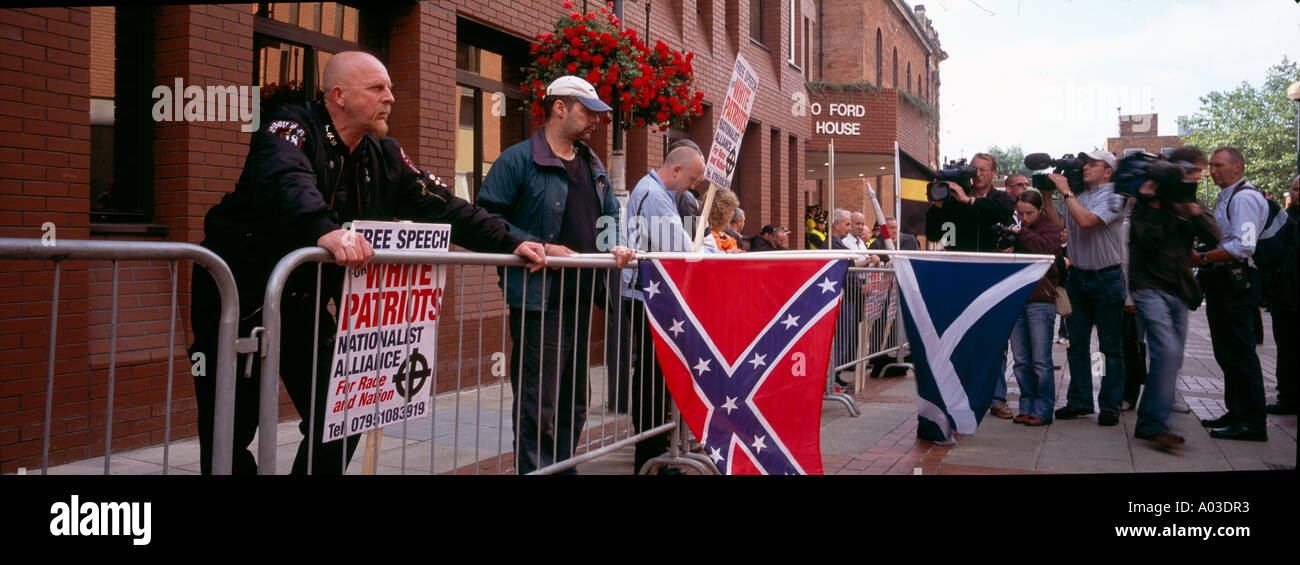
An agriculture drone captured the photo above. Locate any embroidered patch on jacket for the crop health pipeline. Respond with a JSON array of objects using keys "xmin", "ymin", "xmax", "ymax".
[
  {"xmin": 266, "ymin": 120, "xmax": 307, "ymax": 148},
  {"xmin": 399, "ymin": 147, "xmax": 421, "ymax": 174}
]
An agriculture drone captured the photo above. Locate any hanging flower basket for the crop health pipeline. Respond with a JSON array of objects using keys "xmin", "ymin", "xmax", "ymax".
[{"xmin": 524, "ymin": 0, "xmax": 704, "ymax": 131}]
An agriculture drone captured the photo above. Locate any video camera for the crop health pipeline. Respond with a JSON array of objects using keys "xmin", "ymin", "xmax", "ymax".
[
  {"xmin": 1024, "ymin": 152, "xmax": 1087, "ymax": 194},
  {"xmin": 1112, "ymin": 151, "xmax": 1197, "ymax": 203},
  {"xmin": 927, "ymin": 159, "xmax": 977, "ymax": 202}
]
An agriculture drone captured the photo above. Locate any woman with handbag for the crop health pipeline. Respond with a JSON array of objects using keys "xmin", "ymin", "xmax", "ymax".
[{"xmin": 1004, "ymin": 191, "xmax": 1062, "ymax": 426}]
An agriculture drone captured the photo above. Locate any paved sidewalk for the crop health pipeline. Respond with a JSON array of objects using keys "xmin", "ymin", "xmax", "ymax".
[
  {"xmin": 814, "ymin": 307, "xmax": 1296, "ymax": 475},
  {"xmin": 28, "ymin": 308, "xmax": 1295, "ymax": 475}
]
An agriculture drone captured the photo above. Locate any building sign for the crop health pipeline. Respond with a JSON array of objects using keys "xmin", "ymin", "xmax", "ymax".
[{"xmin": 812, "ymin": 102, "xmax": 866, "ymax": 136}]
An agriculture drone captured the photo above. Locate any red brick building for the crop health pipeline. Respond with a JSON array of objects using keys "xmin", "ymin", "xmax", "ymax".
[
  {"xmin": 806, "ymin": 0, "xmax": 943, "ymax": 231},
  {"xmin": 0, "ymin": 1, "xmax": 943, "ymax": 473},
  {"xmin": 1105, "ymin": 113, "xmax": 1183, "ymax": 159}
]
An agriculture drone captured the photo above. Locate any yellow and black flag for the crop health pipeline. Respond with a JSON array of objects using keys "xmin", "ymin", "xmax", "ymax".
[{"xmin": 898, "ymin": 148, "xmax": 934, "ymax": 237}]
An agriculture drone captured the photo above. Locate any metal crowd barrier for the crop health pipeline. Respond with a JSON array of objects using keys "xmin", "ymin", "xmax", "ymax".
[
  {"xmin": 0, "ymin": 238, "xmax": 240, "ymax": 475},
  {"xmin": 825, "ymin": 262, "xmax": 912, "ymax": 416},
  {"xmin": 256, "ymin": 250, "xmax": 697, "ymax": 475}
]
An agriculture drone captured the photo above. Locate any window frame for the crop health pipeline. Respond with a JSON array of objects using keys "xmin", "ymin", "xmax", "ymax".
[{"xmin": 89, "ymin": 5, "xmax": 157, "ymax": 226}]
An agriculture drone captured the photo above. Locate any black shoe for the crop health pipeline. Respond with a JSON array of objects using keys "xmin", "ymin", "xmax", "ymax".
[
  {"xmin": 1208, "ymin": 424, "xmax": 1268, "ymax": 442},
  {"xmin": 1054, "ymin": 406, "xmax": 1094, "ymax": 420},
  {"xmin": 1266, "ymin": 402, "xmax": 1298, "ymax": 415},
  {"xmin": 1098, "ymin": 411, "xmax": 1119, "ymax": 426},
  {"xmin": 1200, "ymin": 414, "xmax": 1237, "ymax": 428}
]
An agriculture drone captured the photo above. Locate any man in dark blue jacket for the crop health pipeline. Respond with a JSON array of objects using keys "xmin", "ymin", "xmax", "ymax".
[
  {"xmin": 190, "ymin": 51, "xmax": 544, "ymax": 474},
  {"xmin": 476, "ymin": 75, "xmax": 634, "ymax": 474}
]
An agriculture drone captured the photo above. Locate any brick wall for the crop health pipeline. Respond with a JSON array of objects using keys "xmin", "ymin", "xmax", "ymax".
[{"xmin": 0, "ymin": 7, "xmax": 95, "ymax": 473}]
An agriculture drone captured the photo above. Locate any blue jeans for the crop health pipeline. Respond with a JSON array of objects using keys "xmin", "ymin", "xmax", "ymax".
[
  {"xmin": 993, "ymin": 346, "xmax": 1008, "ymax": 404},
  {"xmin": 1065, "ymin": 267, "xmax": 1127, "ymax": 414},
  {"xmin": 1011, "ymin": 301, "xmax": 1057, "ymax": 420},
  {"xmin": 1132, "ymin": 289, "xmax": 1188, "ymax": 436}
]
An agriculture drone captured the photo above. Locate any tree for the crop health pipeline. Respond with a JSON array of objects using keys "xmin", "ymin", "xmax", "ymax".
[
  {"xmin": 984, "ymin": 144, "xmax": 1028, "ymax": 179},
  {"xmin": 1182, "ymin": 57, "xmax": 1299, "ymax": 201}
]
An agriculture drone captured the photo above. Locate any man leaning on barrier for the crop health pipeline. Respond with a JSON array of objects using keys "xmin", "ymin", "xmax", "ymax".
[
  {"xmin": 621, "ymin": 140, "xmax": 716, "ymax": 473},
  {"xmin": 476, "ymin": 75, "xmax": 635, "ymax": 474},
  {"xmin": 189, "ymin": 51, "xmax": 546, "ymax": 475}
]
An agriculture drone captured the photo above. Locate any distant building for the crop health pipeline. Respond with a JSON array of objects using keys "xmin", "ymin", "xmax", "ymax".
[{"xmin": 1106, "ymin": 113, "xmax": 1183, "ymax": 158}]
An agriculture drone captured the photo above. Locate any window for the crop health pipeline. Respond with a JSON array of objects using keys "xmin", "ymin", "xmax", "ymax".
[
  {"xmin": 875, "ymin": 30, "xmax": 882, "ymax": 86},
  {"xmin": 906, "ymin": 63, "xmax": 911, "ymax": 92},
  {"xmin": 1161, "ymin": 147, "xmax": 1177, "ymax": 157},
  {"xmin": 89, "ymin": 6, "xmax": 156, "ymax": 224},
  {"xmin": 803, "ymin": 17, "xmax": 812, "ymax": 79},
  {"xmin": 454, "ymin": 19, "xmax": 531, "ymax": 201},
  {"xmin": 253, "ymin": 3, "xmax": 361, "ymax": 115},
  {"xmin": 787, "ymin": 0, "xmax": 797, "ymax": 65},
  {"xmin": 1123, "ymin": 148, "xmax": 1145, "ymax": 157},
  {"xmin": 892, "ymin": 48, "xmax": 898, "ymax": 88},
  {"xmin": 749, "ymin": 0, "xmax": 764, "ymax": 44}
]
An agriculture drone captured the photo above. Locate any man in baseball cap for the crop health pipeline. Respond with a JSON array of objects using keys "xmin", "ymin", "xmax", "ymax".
[
  {"xmin": 475, "ymin": 74, "xmax": 632, "ymax": 473},
  {"xmin": 1079, "ymin": 149, "xmax": 1117, "ymax": 171},
  {"xmin": 546, "ymin": 75, "xmax": 613, "ymax": 112}
]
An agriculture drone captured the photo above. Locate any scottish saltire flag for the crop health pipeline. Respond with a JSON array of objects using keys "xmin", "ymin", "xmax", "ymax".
[
  {"xmin": 892, "ymin": 255, "xmax": 1051, "ymax": 443},
  {"xmin": 638, "ymin": 258, "xmax": 848, "ymax": 475}
]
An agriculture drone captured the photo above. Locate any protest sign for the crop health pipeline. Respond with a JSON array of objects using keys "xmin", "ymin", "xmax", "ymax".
[
  {"xmin": 324, "ymin": 220, "xmax": 449, "ymax": 442},
  {"xmin": 702, "ymin": 54, "xmax": 758, "ymax": 190}
]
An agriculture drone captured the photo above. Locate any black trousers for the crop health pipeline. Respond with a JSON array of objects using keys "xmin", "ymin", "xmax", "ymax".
[
  {"xmin": 189, "ymin": 266, "xmax": 358, "ymax": 475},
  {"xmin": 507, "ymin": 302, "xmax": 591, "ymax": 474},
  {"xmin": 615, "ymin": 298, "xmax": 672, "ymax": 473},
  {"xmin": 1272, "ymin": 306, "xmax": 1297, "ymax": 406},
  {"xmin": 1203, "ymin": 267, "xmax": 1267, "ymax": 429}
]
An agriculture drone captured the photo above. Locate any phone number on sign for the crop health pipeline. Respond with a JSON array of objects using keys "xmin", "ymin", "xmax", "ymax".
[{"xmin": 350, "ymin": 402, "xmax": 426, "ymax": 433}]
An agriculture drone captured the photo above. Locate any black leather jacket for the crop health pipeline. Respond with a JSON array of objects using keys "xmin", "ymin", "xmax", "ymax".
[{"xmin": 201, "ymin": 100, "xmax": 522, "ymax": 312}]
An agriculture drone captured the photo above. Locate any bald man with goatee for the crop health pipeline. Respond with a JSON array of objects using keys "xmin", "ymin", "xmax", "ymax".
[{"xmin": 190, "ymin": 51, "xmax": 545, "ymax": 474}]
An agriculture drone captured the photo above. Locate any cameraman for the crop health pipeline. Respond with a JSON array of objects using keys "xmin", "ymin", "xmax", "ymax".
[
  {"xmin": 1039, "ymin": 150, "xmax": 1129, "ymax": 426},
  {"xmin": 925, "ymin": 153, "xmax": 1016, "ymax": 252},
  {"xmin": 925, "ymin": 152, "xmax": 1016, "ymax": 418},
  {"xmin": 1127, "ymin": 157, "xmax": 1220, "ymax": 448}
]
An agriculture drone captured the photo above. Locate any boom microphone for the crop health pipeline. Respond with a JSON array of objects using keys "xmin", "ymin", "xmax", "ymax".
[{"xmin": 1023, "ymin": 152, "xmax": 1056, "ymax": 171}]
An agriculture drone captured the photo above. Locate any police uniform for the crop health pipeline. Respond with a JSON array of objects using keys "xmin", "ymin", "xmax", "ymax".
[{"xmin": 190, "ymin": 100, "xmax": 524, "ymax": 474}]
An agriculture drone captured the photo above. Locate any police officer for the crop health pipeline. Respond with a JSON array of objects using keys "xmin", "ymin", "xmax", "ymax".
[{"xmin": 189, "ymin": 51, "xmax": 545, "ymax": 474}]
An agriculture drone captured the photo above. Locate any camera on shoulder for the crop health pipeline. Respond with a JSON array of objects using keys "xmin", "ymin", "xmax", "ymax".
[
  {"xmin": 927, "ymin": 159, "xmax": 977, "ymax": 202},
  {"xmin": 1113, "ymin": 151, "xmax": 1197, "ymax": 203},
  {"xmin": 1024, "ymin": 152, "xmax": 1087, "ymax": 193}
]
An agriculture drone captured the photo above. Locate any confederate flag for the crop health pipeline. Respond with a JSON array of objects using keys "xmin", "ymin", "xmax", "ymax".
[{"xmin": 636, "ymin": 258, "xmax": 848, "ymax": 475}]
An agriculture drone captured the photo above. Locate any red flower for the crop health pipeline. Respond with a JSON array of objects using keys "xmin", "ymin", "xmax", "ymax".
[
  {"xmin": 592, "ymin": 55, "xmax": 604, "ymax": 66},
  {"xmin": 561, "ymin": 0, "xmax": 573, "ymax": 8},
  {"xmin": 570, "ymin": 37, "xmax": 582, "ymax": 47},
  {"xmin": 597, "ymin": 84, "xmax": 611, "ymax": 99},
  {"xmin": 566, "ymin": 62, "xmax": 578, "ymax": 73},
  {"xmin": 538, "ymin": 57, "xmax": 551, "ymax": 66},
  {"xmin": 634, "ymin": 117, "xmax": 644, "ymax": 127},
  {"xmin": 570, "ymin": 13, "xmax": 582, "ymax": 21},
  {"xmin": 586, "ymin": 70, "xmax": 601, "ymax": 84}
]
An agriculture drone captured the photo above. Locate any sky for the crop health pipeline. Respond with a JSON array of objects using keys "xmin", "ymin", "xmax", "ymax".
[{"xmin": 922, "ymin": 0, "xmax": 1300, "ymax": 163}]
